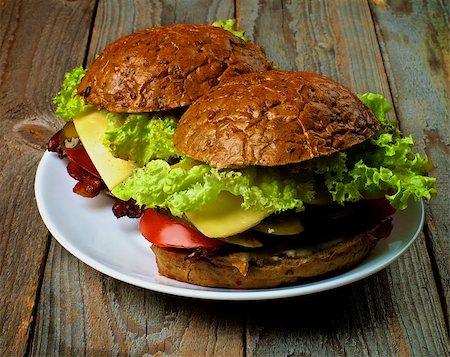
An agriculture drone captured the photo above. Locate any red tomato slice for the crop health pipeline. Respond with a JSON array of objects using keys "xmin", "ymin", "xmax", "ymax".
[
  {"xmin": 65, "ymin": 147, "xmax": 100, "ymax": 177},
  {"xmin": 139, "ymin": 209, "xmax": 224, "ymax": 249}
]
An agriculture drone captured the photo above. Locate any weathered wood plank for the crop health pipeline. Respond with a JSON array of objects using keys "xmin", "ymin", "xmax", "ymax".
[
  {"xmin": 31, "ymin": 1, "xmax": 246, "ymax": 356},
  {"xmin": 238, "ymin": 0, "xmax": 449, "ymax": 355},
  {"xmin": 239, "ymin": 0, "xmax": 391, "ymax": 95},
  {"xmin": 0, "ymin": 1, "xmax": 96, "ymax": 355},
  {"xmin": 369, "ymin": 0, "xmax": 449, "ymax": 325},
  {"xmin": 33, "ymin": 242, "xmax": 245, "ymax": 356}
]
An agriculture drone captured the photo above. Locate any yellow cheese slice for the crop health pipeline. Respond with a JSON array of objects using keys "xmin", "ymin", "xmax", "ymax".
[
  {"xmin": 185, "ymin": 192, "xmax": 270, "ymax": 238},
  {"xmin": 73, "ymin": 110, "xmax": 138, "ymax": 190}
]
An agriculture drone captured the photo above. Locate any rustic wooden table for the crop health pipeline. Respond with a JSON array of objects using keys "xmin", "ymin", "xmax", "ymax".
[{"xmin": 1, "ymin": 0, "xmax": 448, "ymax": 356}]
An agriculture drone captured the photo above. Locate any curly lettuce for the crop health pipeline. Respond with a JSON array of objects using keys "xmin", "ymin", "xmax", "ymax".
[
  {"xmin": 112, "ymin": 159, "xmax": 314, "ymax": 216},
  {"xmin": 358, "ymin": 93, "xmax": 397, "ymax": 132},
  {"xmin": 212, "ymin": 19, "xmax": 247, "ymax": 42},
  {"xmin": 307, "ymin": 93, "xmax": 436, "ymax": 209},
  {"xmin": 322, "ymin": 137, "xmax": 436, "ymax": 209},
  {"xmin": 103, "ymin": 113, "xmax": 181, "ymax": 166},
  {"xmin": 53, "ymin": 66, "xmax": 92, "ymax": 121}
]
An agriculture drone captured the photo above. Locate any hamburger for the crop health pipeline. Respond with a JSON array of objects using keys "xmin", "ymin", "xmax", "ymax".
[
  {"xmin": 48, "ymin": 21, "xmax": 272, "ymax": 200},
  {"xmin": 47, "ymin": 24, "xmax": 435, "ymax": 289},
  {"xmin": 110, "ymin": 70, "xmax": 436, "ymax": 289}
]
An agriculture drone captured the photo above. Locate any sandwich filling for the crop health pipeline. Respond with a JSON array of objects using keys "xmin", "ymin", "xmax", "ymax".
[{"xmin": 51, "ymin": 68, "xmax": 436, "ymax": 248}]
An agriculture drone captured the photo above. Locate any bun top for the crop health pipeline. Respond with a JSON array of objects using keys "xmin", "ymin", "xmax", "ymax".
[
  {"xmin": 173, "ymin": 71, "xmax": 381, "ymax": 168},
  {"xmin": 77, "ymin": 24, "xmax": 272, "ymax": 112}
]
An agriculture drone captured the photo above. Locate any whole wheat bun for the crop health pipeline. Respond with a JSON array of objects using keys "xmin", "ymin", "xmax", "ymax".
[
  {"xmin": 77, "ymin": 24, "xmax": 272, "ymax": 112},
  {"xmin": 174, "ymin": 71, "xmax": 380, "ymax": 168},
  {"xmin": 151, "ymin": 221, "xmax": 390, "ymax": 289}
]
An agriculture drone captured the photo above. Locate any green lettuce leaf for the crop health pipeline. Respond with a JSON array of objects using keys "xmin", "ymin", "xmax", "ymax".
[
  {"xmin": 328, "ymin": 160, "xmax": 435, "ymax": 210},
  {"xmin": 358, "ymin": 92, "xmax": 398, "ymax": 132},
  {"xmin": 367, "ymin": 133, "xmax": 432, "ymax": 174},
  {"xmin": 112, "ymin": 159, "xmax": 314, "ymax": 216},
  {"xmin": 53, "ymin": 66, "xmax": 92, "ymax": 121},
  {"xmin": 103, "ymin": 113, "xmax": 181, "ymax": 166},
  {"xmin": 212, "ymin": 19, "xmax": 248, "ymax": 42},
  {"xmin": 304, "ymin": 93, "xmax": 436, "ymax": 209}
]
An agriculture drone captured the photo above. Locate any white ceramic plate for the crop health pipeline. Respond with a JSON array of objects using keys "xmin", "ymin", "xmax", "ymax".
[{"xmin": 35, "ymin": 152, "xmax": 424, "ymax": 300}]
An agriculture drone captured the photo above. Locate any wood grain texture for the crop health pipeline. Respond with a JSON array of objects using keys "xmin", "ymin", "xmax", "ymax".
[
  {"xmin": 32, "ymin": 242, "xmax": 245, "ymax": 357},
  {"xmin": 369, "ymin": 0, "xmax": 450, "ymax": 325},
  {"xmin": 31, "ymin": 1, "xmax": 245, "ymax": 356},
  {"xmin": 0, "ymin": 1, "xmax": 96, "ymax": 355},
  {"xmin": 238, "ymin": 0, "xmax": 449, "ymax": 355},
  {"xmin": 239, "ymin": 0, "xmax": 391, "ymax": 96}
]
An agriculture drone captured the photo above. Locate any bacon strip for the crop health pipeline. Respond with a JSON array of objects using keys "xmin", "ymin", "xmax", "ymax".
[{"xmin": 67, "ymin": 160, "xmax": 104, "ymax": 198}]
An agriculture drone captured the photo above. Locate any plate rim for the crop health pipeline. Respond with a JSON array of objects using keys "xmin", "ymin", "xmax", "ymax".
[{"xmin": 35, "ymin": 151, "xmax": 424, "ymax": 301}]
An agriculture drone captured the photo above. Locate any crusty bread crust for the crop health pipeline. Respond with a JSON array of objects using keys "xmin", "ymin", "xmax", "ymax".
[
  {"xmin": 151, "ymin": 232, "xmax": 379, "ymax": 289},
  {"xmin": 77, "ymin": 24, "xmax": 271, "ymax": 112},
  {"xmin": 174, "ymin": 71, "xmax": 380, "ymax": 168}
]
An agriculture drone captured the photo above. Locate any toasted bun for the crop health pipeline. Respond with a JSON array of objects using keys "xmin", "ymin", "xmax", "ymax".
[
  {"xmin": 77, "ymin": 24, "xmax": 272, "ymax": 112},
  {"xmin": 151, "ymin": 231, "xmax": 380, "ymax": 289},
  {"xmin": 174, "ymin": 71, "xmax": 380, "ymax": 168}
]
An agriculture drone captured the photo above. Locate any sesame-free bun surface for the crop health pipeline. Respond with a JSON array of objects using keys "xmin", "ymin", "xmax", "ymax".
[
  {"xmin": 151, "ymin": 230, "xmax": 380, "ymax": 289},
  {"xmin": 77, "ymin": 24, "xmax": 272, "ymax": 112},
  {"xmin": 174, "ymin": 71, "xmax": 380, "ymax": 168}
]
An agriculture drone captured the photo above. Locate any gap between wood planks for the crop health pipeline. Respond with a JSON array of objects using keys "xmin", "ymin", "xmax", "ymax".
[
  {"xmin": 83, "ymin": 1, "xmax": 101, "ymax": 69},
  {"xmin": 25, "ymin": 233, "xmax": 52, "ymax": 356},
  {"xmin": 423, "ymin": 221, "xmax": 449, "ymax": 332}
]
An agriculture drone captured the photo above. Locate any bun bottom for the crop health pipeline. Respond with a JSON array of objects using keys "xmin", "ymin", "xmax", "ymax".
[{"xmin": 151, "ymin": 232, "xmax": 381, "ymax": 289}]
